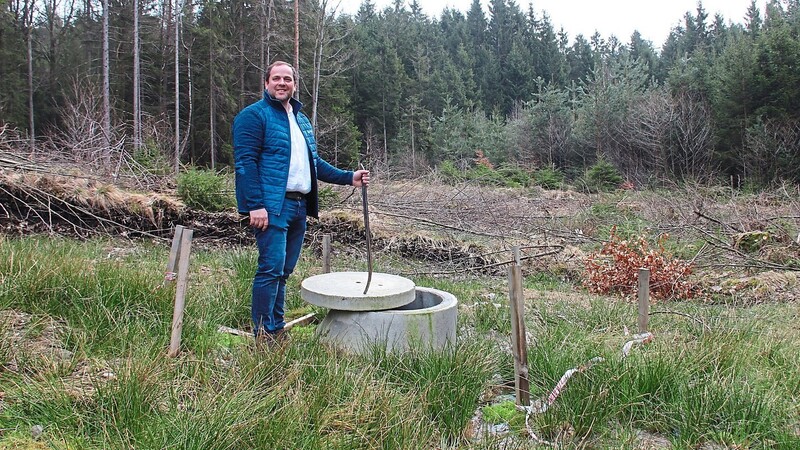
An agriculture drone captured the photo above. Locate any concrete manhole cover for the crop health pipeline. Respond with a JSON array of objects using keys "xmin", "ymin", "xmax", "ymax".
[{"xmin": 301, "ymin": 272, "xmax": 415, "ymax": 311}]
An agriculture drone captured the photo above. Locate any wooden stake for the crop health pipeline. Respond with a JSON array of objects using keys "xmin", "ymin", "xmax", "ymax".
[
  {"xmin": 164, "ymin": 225, "xmax": 185, "ymax": 283},
  {"xmin": 322, "ymin": 234, "xmax": 331, "ymax": 273},
  {"xmin": 638, "ymin": 268, "xmax": 650, "ymax": 333},
  {"xmin": 508, "ymin": 246, "xmax": 530, "ymax": 406},
  {"xmin": 284, "ymin": 313, "xmax": 316, "ymax": 330},
  {"xmin": 168, "ymin": 228, "xmax": 193, "ymax": 357},
  {"xmin": 217, "ymin": 313, "xmax": 317, "ymax": 338}
]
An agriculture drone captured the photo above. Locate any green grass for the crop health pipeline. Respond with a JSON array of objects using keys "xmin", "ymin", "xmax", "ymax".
[{"xmin": 1, "ymin": 235, "xmax": 799, "ymax": 449}]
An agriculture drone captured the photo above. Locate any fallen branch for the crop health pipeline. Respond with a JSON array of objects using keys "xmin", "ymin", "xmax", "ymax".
[
  {"xmin": 649, "ymin": 310, "xmax": 711, "ymax": 332},
  {"xmin": 690, "ymin": 224, "xmax": 796, "ymax": 272},
  {"xmin": 369, "ymin": 208, "xmax": 510, "ymax": 239},
  {"xmin": 694, "ymin": 210, "xmax": 742, "ymax": 233},
  {"xmin": 401, "ymin": 247, "xmax": 564, "ymax": 277},
  {"xmin": 217, "ymin": 313, "xmax": 317, "ymax": 338}
]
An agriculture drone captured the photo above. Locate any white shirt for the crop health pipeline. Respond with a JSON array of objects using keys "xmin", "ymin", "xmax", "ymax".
[{"xmin": 285, "ymin": 105, "xmax": 312, "ymax": 194}]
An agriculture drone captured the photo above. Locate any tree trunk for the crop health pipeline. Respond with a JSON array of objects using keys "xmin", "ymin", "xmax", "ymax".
[
  {"xmin": 133, "ymin": 0, "xmax": 141, "ymax": 151},
  {"xmin": 102, "ymin": 0, "xmax": 111, "ymax": 164},
  {"xmin": 410, "ymin": 103, "xmax": 416, "ymax": 173},
  {"xmin": 209, "ymin": 39, "xmax": 216, "ymax": 170},
  {"xmin": 266, "ymin": 0, "xmax": 274, "ymax": 72},
  {"xmin": 259, "ymin": 0, "xmax": 265, "ymax": 87},
  {"xmin": 238, "ymin": 3, "xmax": 244, "ymax": 109},
  {"xmin": 161, "ymin": 0, "xmax": 173, "ymax": 114},
  {"xmin": 293, "ymin": 0, "xmax": 299, "ymax": 98},
  {"xmin": 27, "ymin": 24, "xmax": 35, "ymax": 152},
  {"xmin": 182, "ymin": 34, "xmax": 193, "ymax": 163},
  {"xmin": 311, "ymin": 0, "xmax": 326, "ymax": 131},
  {"xmin": 174, "ymin": 0, "xmax": 181, "ymax": 174}
]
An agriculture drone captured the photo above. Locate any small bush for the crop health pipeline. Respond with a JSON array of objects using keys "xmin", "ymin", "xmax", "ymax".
[
  {"xmin": 467, "ymin": 164, "xmax": 507, "ymax": 187},
  {"xmin": 317, "ymin": 185, "xmax": 339, "ymax": 208},
  {"xmin": 437, "ymin": 160, "xmax": 465, "ymax": 184},
  {"xmin": 534, "ymin": 167, "xmax": 565, "ymax": 190},
  {"xmin": 176, "ymin": 168, "xmax": 235, "ymax": 212},
  {"xmin": 584, "ymin": 226, "xmax": 699, "ymax": 300},
  {"xmin": 132, "ymin": 139, "xmax": 172, "ymax": 176},
  {"xmin": 497, "ymin": 163, "xmax": 532, "ymax": 187},
  {"xmin": 581, "ymin": 160, "xmax": 623, "ymax": 193}
]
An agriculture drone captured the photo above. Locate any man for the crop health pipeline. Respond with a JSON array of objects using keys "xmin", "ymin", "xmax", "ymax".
[{"xmin": 233, "ymin": 60, "xmax": 369, "ymax": 342}]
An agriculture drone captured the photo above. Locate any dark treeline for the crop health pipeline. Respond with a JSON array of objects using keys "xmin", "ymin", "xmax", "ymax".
[{"xmin": 1, "ymin": 0, "xmax": 799, "ymax": 186}]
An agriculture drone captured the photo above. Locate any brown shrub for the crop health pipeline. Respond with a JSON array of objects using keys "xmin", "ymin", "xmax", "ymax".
[{"xmin": 584, "ymin": 227, "xmax": 699, "ymax": 300}]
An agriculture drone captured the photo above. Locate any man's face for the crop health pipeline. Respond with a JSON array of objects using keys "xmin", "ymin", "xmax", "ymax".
[{"xmin": 266, "ymin": 64, "xmax": 295, "ymax": 103}]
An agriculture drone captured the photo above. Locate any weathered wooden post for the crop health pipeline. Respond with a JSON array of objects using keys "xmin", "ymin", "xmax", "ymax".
[
  {"xmin": 638, "ymin": 268, "xmax": 650, "ymax": 333},
  {"xmin": 164, "ymin": 224, "xmax": 185, "ymax": 283},
  {"xmin": 322, "ymin": 234, "xmax": 331, "ymax": 273},
  {"xmin": 508, "ymin": 246, "xmax": 530, "ymax": 406},
  {"xmin": 168, "ymin": 227, "xmax": 193, "ymax": 357}
]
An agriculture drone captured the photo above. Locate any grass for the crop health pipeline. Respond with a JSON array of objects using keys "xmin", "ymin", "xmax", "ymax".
[{"xmin": 1, "ymin": 229, "xmax": 799, "ymax": 449}]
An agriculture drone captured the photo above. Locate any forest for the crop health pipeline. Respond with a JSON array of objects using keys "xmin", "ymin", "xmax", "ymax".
[{"xmin": 1, "ymin": 0, "xmax": 799, "ymax": 187}]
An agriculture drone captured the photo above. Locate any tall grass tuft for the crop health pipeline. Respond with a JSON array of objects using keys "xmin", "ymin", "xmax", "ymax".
[
  {"xmin": 525, "ymin": 298, "xmax": 798, "ymax": 448},
  {"xmin": 2, "ymin": 235, "xmax": 800, "ymax": 448},
  {"xmin": 368, "ymin": 340, "xmax": 497, "ymax": 442}
]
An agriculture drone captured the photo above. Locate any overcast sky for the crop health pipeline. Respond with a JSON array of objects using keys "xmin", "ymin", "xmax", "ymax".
[{"xmin": 338, "ymin": 0, "xmax": 762, "ymax": 48}]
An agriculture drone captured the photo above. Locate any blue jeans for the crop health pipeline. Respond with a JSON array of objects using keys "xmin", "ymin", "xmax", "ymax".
[{"xmin": 251, "ymin": 197, "xmax": 307, "ymax": 336}]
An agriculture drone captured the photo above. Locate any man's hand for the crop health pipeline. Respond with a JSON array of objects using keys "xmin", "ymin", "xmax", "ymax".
[
  {"xmin": 249, "ymin": 208, "xmax": 268, "ymax": 230},
  {"xmin": 353, "ymin": 169, "xmax": 370, "ymax": 187}
]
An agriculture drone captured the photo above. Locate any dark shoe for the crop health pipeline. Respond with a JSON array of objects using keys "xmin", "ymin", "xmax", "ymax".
[
  {"xmin": 273, "ymin": 328, "xmax": 291, "ymax": 346},
  {"xmin": 255, "ymin": 329, "xmax": 290, "ymax": 349}
]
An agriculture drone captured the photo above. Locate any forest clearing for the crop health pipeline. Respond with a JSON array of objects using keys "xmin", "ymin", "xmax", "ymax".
[
  {"xmin": 3, "ymin": 0, "xmax": 800, "ymax": 446},
  {"xmin": 1, "ymin": 152, "xmax": 799, "ymax": 448}
]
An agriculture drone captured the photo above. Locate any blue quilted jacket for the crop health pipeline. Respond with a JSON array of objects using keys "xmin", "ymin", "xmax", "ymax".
[{"xmin": 233, "ymin": 91, "xmax": 353, "ymax": 218}]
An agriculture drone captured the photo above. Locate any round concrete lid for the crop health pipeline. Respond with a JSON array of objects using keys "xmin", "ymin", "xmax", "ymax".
[{"xmin": 301, "ymin": 272, "xmax": 416, "ymax": 311}]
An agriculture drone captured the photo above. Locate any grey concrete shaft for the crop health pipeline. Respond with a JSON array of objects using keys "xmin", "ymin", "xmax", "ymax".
[
  {"xmin": 301, "ymin": 271, "xmax": 415, "ymax": 311},
  {"xmin": 316, "ymin": 287, "xmax": 458, "ymax": 354}
]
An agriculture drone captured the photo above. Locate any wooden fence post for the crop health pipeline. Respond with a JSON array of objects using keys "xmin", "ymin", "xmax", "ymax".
[
  {"xmin": 322, "ymin": 234, "xmax": 331, "ymax": 273},
  {"xmin": 638, "ymin": 268, "xmax": 650, "ymax": 333},
  {"xmin": 508, "ymin": 246, "xmax": 530, "ymax": 406},
  {"xmin": 168, "ymin": 228, "xmax": 193, "ymax": 357},
  {"xmin": 164, "ymin": 225, "xmax": 185, "ymax": 284}
]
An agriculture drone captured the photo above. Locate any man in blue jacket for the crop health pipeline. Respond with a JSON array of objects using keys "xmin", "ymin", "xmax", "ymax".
[{"xmin": 233, "ymin": 60, "xmax": 369, "ymax": 343}]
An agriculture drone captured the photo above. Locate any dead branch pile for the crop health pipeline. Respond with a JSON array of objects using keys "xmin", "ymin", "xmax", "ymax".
[
  {"xmin": 1, "ymin": 171, "xmax": 172, "ymax": 237},
  {"xmin": 0, "ymin": 169, "xmax": 254, "ymax": 247},
  {"xmin": 308, "ymin": 212, "xmax": 504, "ymax": 274},
  {"xmin": 4, "ymin": 154, "xmax": 798, "ymax": 287}
]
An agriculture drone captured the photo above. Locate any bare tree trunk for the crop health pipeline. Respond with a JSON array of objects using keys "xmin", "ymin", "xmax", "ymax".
[
  {"xmin": 293, "ymin": 0, "xmax": 299, "ymax": 98},
  {"xmin": 209, "ymin": 40, "xmax": 216, "ymax": 170},
  {"xmin": 266, "ymin": 0, "xmax": 274, "ymax": 72},
  {"xmin": 27, "ymin": 24, "xmax": 35, "ymax": 152},
  {"xmin": 258, "ymin": 0, "xmax": 267, "ymax": 86},
  {"xmin": 259, "ymin": 2, "xmax": 265, "ymax": 86},
  {"xmin": 311, "ymin": 0, "xmax": 326, "ymax": 131},
  {"xmin": 102, "ymin": 0, "xmax": 111, "ymax": 165},
  {"xmin": 160, "ymin": 0, "xmax": 172, "ymax": 114},
  {"xmin": 182, "ymin": 33, "xmax": 193, "ymax": 162},
  {"xmin": 308, "ymin": 0, "xmax": 352, "ymax": 138},
  {"xmin": 174, "ymin": 0, "xmax": 181, "ymax": 174},
  {"xmin": 382, "ymin": 91, "xmax": 388, "ymax": 169},
  {"xmin": 238, "ymin": 4, "xmax": 244, "ymax": 109},
  {"xmin": 133, "ymin": 0, "xmax": 141, "ymax": 151},
  {"xmin": 410, "ymin": 105, "xmax": 415, "ymax": 173},
  {"xmin": 43, "ymin": 0, "xmax": 76, "ymax": 94}
]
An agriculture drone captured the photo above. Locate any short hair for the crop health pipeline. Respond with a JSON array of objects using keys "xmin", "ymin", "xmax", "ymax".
[{"xmin": 265, "ymin": 61, "xmax": 297, "ymax": 82}]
